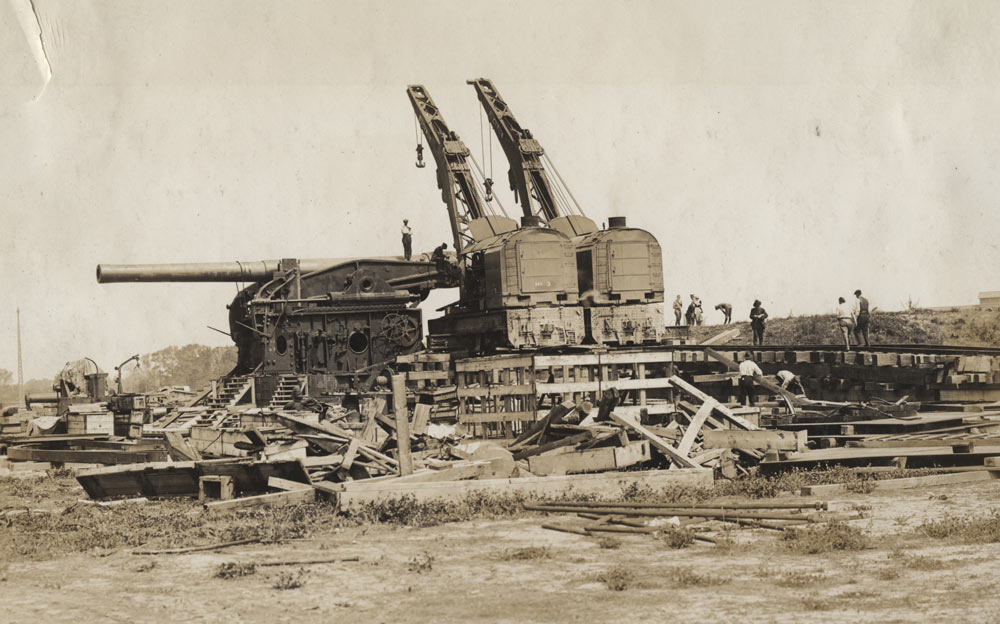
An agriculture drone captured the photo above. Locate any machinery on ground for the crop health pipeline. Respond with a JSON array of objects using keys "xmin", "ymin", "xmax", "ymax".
[
  {"xmin": 96, "ymin": 256, "xmax": 458, "ymax": 402},
  {"xmin": 467, "ymin": 78, "xmax": 665, "ymax": 345}
]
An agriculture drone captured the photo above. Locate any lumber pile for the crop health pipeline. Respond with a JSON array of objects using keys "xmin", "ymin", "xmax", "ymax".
[{"xmin": 531, "ymin": 499, "xmax": 866, "ymax": 542}]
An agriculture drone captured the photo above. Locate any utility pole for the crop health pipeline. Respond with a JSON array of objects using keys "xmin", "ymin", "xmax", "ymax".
[{"xmin": 16, "ymin": 307, "xmax": 24, "ymax": 408}]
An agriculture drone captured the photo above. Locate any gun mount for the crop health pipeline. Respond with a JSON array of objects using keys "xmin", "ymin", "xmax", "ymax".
[{"xmin": 97, "ymin": 254, "xmax": 459, "ymax": 398}]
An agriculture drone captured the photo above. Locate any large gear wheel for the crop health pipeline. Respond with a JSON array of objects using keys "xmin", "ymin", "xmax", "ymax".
[{"xmin": 379, "ymin": 312, "xmax": 419, "ymax": 349}]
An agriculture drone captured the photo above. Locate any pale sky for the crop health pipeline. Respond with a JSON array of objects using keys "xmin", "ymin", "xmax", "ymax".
[{"xmin": 2, "ymin": 0, "xmax": 999, "ymax": 379}]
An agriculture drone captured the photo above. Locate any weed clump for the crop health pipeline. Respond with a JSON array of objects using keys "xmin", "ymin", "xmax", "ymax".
[
  {"xmin": 660, "ymin": 526, "xmax": 696, "ymax": 549},
  {"xmin": 783, "ymin": 521, "xmax": 871, "ymax": 554},
  {"xmin": 595, "ymin": 536, "xmax": 622, "ymax": 550},
  {"xmin": 495, "ymin": 546, "xmax": 550, "ymax": 561},
  {"xmin": 216, "ymin": 562, "xmax": 257, "ymax": 579},
  {"xmin": 918, "ymin": 512, "xmax": 1000, "ymax": 543},
  {"xmin": 407, "ymin": 551, "xmax": 435, "ymax": 573},
  {"xmin": 666, "ymin": 566, "xmax": 728, "ymax": 587},
  {"xmin": 774, "ymin": 570, "xmax": 825, "ymax": 587},
  {"xmin": 272, "ymin": 569, "xmax": 306, "ymax": 590},
  {"xmin": 596, "ymin": 565, "xmax": 635, "ymax": 591}
]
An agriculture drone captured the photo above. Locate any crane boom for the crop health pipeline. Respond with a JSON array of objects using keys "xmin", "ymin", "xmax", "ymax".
[
  {"xmin": 467, "ymin": 78, "xmax": 565, "ymax": 222},
  {"xmin": 468, "ymin": 78, "xmax": 596, "ymax": 236},
  {"xmin": 406, "ymin": 85, "xmax": 516, "ymax": 255}
]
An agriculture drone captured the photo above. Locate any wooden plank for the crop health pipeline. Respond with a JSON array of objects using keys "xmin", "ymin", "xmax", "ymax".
[
  {"xmin": 800, "ymin": 470, "xmax": 997, "ymax": 496},
  {"xmin": 601, "ymin": 378, "xmax": 674, "ymax": 391},
  {"xmin": 6, "ymin": 446, "xmax": 163, "ymax": 465},
  {"xmin": 702, "ymin": 429, "xmax": 807, "ymax": 451},
  {"xmin": 338, "ymin": 468, "xmax": 714, "ymax": 511},
  {"xmin": 535, "ymin": 381, "xmax": 601, "ymax": 394},
  {"xmin": 410, "ymin": 404, "xmax": 431, "ymax": 436},
  {"xmin": 163, "ymin": 431, "xmax": 202, "ymax": 461},
  {"xmin": 458, "ymin": 411, "xmax": 537, "ymax": 424},
  {"xmin": 700, "ymin": 328, "xmax": 741, "ymax": 346},
  {"xmin": 597, "ymin": 350, "xmax": 674, "ymax": 365},
  {"xmin": 455, "ymin": 355, "xmax": 533, "ymax": 372},
  {"xmin": 392, "ymin": 374, "xmax": 413, "ymax": 476},
  {"xmin": 341, "ymin": 439, "xmax": 360, "ymax": 471},
  {"xmin": 609, "ymin": 412, "xmax": 700, "ymax": 469},
  {"xmin": 528, "ymin": 441, "xmax": 650, "ymax": 476},
  {"xmin": 267, "ymin": 476, "xmax": 312, "ymax": 491},
  {"xmin": 703, "ymin": 347, "xmax": 808, "ymax": 409},
  {"xmin": 405, "ymin": 370, "xmax": 451, "ymax": 381},
  {"xmin": 675, "ymin": 399, "xmax": 717, "ymax": 457},
  {"xmin": 204, "ymin": 487, "xmax": 316, "ymax": 511}
]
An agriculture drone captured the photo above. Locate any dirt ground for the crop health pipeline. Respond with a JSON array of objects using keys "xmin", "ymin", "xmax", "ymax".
[{"xmin": 2, "ymin": 473, "xmax": 1000, "ymax": 623}]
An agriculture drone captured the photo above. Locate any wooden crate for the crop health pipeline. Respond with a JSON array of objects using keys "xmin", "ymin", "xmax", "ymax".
[{"xmin": 66, "ymin": 411, "xmax": 114, "ymax": 435}]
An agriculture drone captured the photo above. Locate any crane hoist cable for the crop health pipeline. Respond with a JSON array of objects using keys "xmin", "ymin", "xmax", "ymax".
[
  {"xmin": 479, "ymin": 103, "xmax": 494, "ymax": 202},
  {"xmin": 413, "ymin": 112, "xmax": 425, "ymax": 168}
]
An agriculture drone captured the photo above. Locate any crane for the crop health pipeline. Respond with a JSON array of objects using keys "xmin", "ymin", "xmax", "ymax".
[
  {"xmin": 406, "ymin": 85, "xmax": 517, "ymax": 256},
  {"xmin": 467, "ymin": 78, "xmax": 597, "ymax": 237}
]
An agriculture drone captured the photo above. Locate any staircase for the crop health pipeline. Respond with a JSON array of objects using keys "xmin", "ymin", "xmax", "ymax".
[
  {"xmin": 269, "ymin": 374, "xmax": 306, "ymax": 409},
  {"xmin": 202, "ymin": 375, "xmax": 253, "ymax": 410}
]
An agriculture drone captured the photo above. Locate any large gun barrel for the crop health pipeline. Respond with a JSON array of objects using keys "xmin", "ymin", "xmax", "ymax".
[{"xmin": 97, "ymin": 258, "xmax": 366, "ymax": 283}]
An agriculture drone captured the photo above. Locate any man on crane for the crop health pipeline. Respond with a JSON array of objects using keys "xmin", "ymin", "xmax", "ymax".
[{"xmin": 401, "ymin": 219, "xmax": 413, "ymax": 261}]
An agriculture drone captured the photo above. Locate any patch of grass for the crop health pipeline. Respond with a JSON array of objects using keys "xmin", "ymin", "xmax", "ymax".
[
  {"xmin": 0, "ymin": 495, "xmax": 341, "ymax": 562},
  {"xmin": 352, "ymin": 491, "xmax": 525, "ymax": 526},
  {"xmin": 407, "ymin": 551, "xmax": 434, "ymax": 573},
  {"xmin": 46, "ymin": 467, "xmax": 76, "ymax": 479},
  {"xmin": 876, "ymin": 567, "xmax": 901, "ymax": 581},
  {"xmin": 272, "ymin": 568, "xmax": 305, "ymax": 590},
  {"xmin": 596, "ymin": 565, "xmax": 635, "ymax": 591},
  {"xmin": 774, "ymin": 570, "xmax": 826, "ymax": 587},
  {"xmin": 595, "ymin": 536, "xmax": 622, "ymax": 550},
  {"xmin": 660, "ymin": 526, "xmax": 695, "ymax": 549},
  {"xmin": 134, "ymin": 560, "xmax": 157, "ymax": 573},
  {"xmin": 888, "ymin": 550, "xmax": 947, "ymax": 571},
  {"xmin": 666, "ymin": 566, "xmax": 728, "ymax": 587},
  {"xmin": 783, "ymin": 521, "xmax": 871, "ymax": 554},
  {"xmin": 802, "ymin": 596, "xmax": 836, "ymax": 611},
  {"xmin": 495, "ymin": 546, "xmax": 550, "ymax": 561},
  {"xmin": 918, "ymin": 512, "xmax": 1000, "ymax": 543},
  {"xmin": 216, "ymin": 562, "xmax": 257, "ymax": 579}
]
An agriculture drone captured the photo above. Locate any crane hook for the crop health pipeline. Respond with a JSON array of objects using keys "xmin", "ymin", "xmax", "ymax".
[
  {"xmin": 415, "ymin": 144, "xmax": 426, "ymax": 168},
  {"xmin": 484, "ymin": 177, "xmax": 494, "ymax": 202}
]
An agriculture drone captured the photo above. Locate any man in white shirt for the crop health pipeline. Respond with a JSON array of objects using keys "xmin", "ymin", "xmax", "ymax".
[
  {"xmin": 776, "ymin": 369, "xmax": 805, "ymax": 396},
  {"xmin": 401, "ymin": 219, "xmax": 413, "ymax": 260},
  {"xmin": 835, "ymin": 296, "xmax": 855, "ymax": 351},
  {"xmin": 738, "ymin": 353, "xmax": 763, "ymax": 407}
]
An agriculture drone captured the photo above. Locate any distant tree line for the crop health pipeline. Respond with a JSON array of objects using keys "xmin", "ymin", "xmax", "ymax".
[{"xmin": 123, "ymin": 345, "xmax": 238, "ymax": 393}]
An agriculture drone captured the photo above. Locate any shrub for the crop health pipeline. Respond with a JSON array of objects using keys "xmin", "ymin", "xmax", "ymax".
[
  {"xmin": 596, "ymin": 566, "xmax": 635, "ymax": 591},
  {"xmin": 783, "ymin": 521, "xmax": 871, "ymax": 554}
]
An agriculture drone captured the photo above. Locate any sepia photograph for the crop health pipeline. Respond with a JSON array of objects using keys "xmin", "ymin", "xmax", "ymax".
[{"xmin": 2, "ymin": 1, "xmax": 1000, "ymax": 622}]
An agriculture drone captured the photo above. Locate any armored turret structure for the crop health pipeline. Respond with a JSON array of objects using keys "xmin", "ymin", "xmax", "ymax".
[{"xmin": 97, "ymin": 254, "xmax": 458, "ymax": 403}]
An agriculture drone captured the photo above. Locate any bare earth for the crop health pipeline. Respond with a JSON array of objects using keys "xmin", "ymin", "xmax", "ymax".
[{"xmin": 3, "ymin": 476, "xmax": 1000, "ymax": 623}]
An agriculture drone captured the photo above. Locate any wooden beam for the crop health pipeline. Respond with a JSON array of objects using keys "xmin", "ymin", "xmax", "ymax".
[
  {"xmin": 267, "ymin": 476, "xmax": 313, "ymax": 491},
  {"xmin": 675, "ymin": 399, "xmax": 717, "ymax": 457},
  {"xmin": 702, "ymin": 429, "xmax": 807, "ymax": 452},
  {"xmin": 392, "ymin": 374, "xmax": 413, "ymax": 476},
  {"xmin": 800, "ymin": 470, "xmax": 997, "ymax": 496},
  {"xmin": 204, "ymin": 487, "xmax": 316, "ymax": 511},
  {"xmin": 163, "ymin": 431, "xmax": 202, "ymax": 462},
  {"xmin": 337, "ymin": 468, "xmax": 714, "ymax": 511},
  {"xmin": 609, "ymin": 412, "xmax": 700, "ymax": 469}
]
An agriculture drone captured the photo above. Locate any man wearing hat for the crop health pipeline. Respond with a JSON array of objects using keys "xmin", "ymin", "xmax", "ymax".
[
  {"xmin": 852, "ymin": 289, "xmax": 871, "ymax": 347},
  {"xmin": 401, "ymin": 219, "xmax": 413, "ymax": 260},
  {"xmin": 750, "ymin": 299, "xmax": 768, "ymax": 345}
]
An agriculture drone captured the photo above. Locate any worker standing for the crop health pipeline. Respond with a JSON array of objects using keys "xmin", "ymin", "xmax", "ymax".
[
  {"xmin": 673, "ymin": 295, "xmax": 683, "ymax": 326},
  {"xmin": 852, "ymin": 289, "xmax": 871, "ymax": 347},
  {"xmin": 690, "ymin": 294, "xmax": 703, "ymax": 326},
  {"xmin": 738, "ymin": 353, "xmax": 764, "ymax": 407},
  {"xmin": 750, "ymin": 299, "xmax": 768, "ymax": 345},
  {"xmin": 401, "ymin": 219, "xmax": 413, "ymax": 261},
  {"xmin": 715, "ymin": 302, "xmax": 733, "ymax": 325},
  {"xmin": 836, "ymin": 296, "xmax": 855, "ymax": 351}
]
